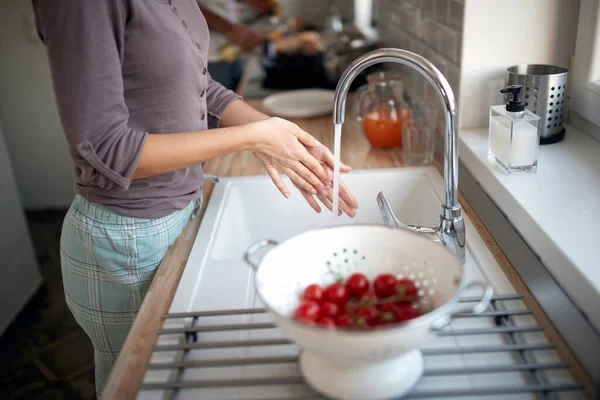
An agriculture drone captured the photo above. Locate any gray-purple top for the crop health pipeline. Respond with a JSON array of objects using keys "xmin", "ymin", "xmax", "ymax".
[{"xmin": 33, "ymin": 0, "xmax": 241, "ymax": 218}]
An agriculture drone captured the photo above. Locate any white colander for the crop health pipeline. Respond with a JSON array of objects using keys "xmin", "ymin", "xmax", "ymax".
[{"xmin": 244, "ymin": 225, "xmax": 493, "ymax": 400}]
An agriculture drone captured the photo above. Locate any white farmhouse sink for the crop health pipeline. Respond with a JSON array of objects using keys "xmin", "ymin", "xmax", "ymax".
[
  {"xmin": 210, "ymin": 168, "xmax": 440, "ymax": 261},
  {"xmin": 169, "ymin": 167, "xmax": 508, "ymax": 314}
]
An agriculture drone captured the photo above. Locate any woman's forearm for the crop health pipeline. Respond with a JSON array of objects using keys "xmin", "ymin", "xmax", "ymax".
[
  {"xmin": 132, "ymin": 101, "xmax": 270, "ymax": 180},
  {"xmin": 132, "ymin": 124, "xmax": 261, "ymax": 180},
  {"xmin": 220, "ymin": 99, "xmax": 270, "ymax": 127}
]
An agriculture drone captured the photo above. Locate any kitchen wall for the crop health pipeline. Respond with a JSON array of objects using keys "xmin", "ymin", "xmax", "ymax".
[
  {"xmin": 0, "ymin": 0, "xmax": 74, "ymax": 209},
  {"xmin": 377, "ymin": 0, "xmax": 463, "ymax": 110},
  {"xmin": 376, "ymin": 0, "xmax": 579, "ymax": 130}
]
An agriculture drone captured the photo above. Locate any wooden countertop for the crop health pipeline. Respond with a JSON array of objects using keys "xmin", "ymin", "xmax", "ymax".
[{"xmin": 102, "ymin": 98, "xmax": 595, "ymax": 399}]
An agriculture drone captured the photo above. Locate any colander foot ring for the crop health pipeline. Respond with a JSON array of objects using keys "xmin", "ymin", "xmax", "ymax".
[{"xmin": 299, "ymin": 349, "xmax": 424, "ymax": 400}]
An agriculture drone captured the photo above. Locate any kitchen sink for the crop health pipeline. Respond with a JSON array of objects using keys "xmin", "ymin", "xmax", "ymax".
[
  {"xmin": 210, "ymin": 167, "xmax": 440, "ymax": 261},
  {"xmin": 140, "ymin": 166, "xmax": 582, "ymax": 400},
  {"xmin": 168, "ymin": 166, "xmax": 509, "ymax": 315}
]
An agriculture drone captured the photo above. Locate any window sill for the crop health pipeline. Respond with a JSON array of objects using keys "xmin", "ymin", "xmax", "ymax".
[{"xmin": 459, "ymin": 124, "xmax": 600, "ymax": 333}]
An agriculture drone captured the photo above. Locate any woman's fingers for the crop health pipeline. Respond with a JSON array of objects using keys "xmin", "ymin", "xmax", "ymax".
[
  {"xmin": 315, "ymin": 190, "xmax": 342, "ymax": 216},
  {"xmin": 298, "ymin": 151, "xmax": 330, "ymax": 185},
  {"xmin": 292, "ymin": 127, "xmax": 320, "ymax": 148},
  {"xmin": 266, "ymin": 167, "xmax": 290, "ymax": 198},
  {"xmin": 315, "ymin": 145, "xmax": 352, "ymax": 172},
  {"xmin": 285, "ymin": 168, "xmax": 318, "ymax": 195},
  {"xmin": 293, "ymin": 159, "xmax": 329, "ymax": 194},
  {"xmin": 324, "ymin": 166, "xmax": 359, "ymax": 209},
  {"xmin": 293, "ymin": 183, "xmax": 322, "ymax": 213}
]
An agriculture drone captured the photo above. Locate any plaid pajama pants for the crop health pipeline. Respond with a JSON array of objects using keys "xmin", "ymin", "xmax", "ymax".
[{"xmin": 60, "ymin": 195, "xmax": 200, "ymax": 397}]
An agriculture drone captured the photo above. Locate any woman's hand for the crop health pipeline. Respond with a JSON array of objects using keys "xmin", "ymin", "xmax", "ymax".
[
  {"xmin": 252, "ymin": 117, "xmax": 331, "ymax": 197},
  {"xmin": 251, "ymin": 117, "xmax": 359, "ymax": 217},
  {"xmin": 293, "ymin": 163, "xmax": 358, "ymax": 217}
]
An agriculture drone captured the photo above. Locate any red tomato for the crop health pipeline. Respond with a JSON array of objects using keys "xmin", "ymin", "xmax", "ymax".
[
  {"xmin": 335, "ymin": 314, "xmax": 355, "ymax": 328},
  {"xmin": 303, "ymin": 284, "xmax": 324, "ymax": 303},
  {"xmin": 358, "ymin": 291, "xmax": 378, "ymax": 307},
  {"xmin": 345, "ymin": 273, "xmax": 369, "ymax": 298},
  {"xmin": 373, "ymin": 274, "xmax": 397, "ymax": 298},
  {"xmin": 378, "ymin": 302, "xmax": 400, "ymax": 313},
  {"xmin": 294, "ymin": 300, "xmax": 320, "ymax": 323},
  {"xmin": 319, "ymin": 302, "xmax": 339, "ymax": 318},
  {"xmin": 377, "ymin": 303, "xmax": 399, "ymax": 324},
  {"xmin": 315, "ymin": 316, "xmax": 336, "ymax": 327},
  {"xmin": 395, "ymin": 278, "xmax": 418, "ymax": 299},
  {"xmin": 324, "ymin": 283, "xmax": 349, "ymax": 306},
  {"xmin": 393, "ymin": 304, "xmax": 422, "ymax": 322},
  {"xmin": 355, "ymin": 306, "xmax": 379, "ymax": 326}
]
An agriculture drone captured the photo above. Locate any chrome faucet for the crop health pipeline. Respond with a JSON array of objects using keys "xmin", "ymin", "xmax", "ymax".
[{"xmin": 333, "ymin": 48, "xmax": 466, "ymax": 263}]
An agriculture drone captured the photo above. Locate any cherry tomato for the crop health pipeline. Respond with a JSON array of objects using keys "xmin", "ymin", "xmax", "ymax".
[
  {"xmin": 378, "ymin": 302, "xmax": 400, "ymax": 313},
  {"xmin": 345, "ymin": 273, "xmax": 369, "ymax": 298},
  {"xmin": 335, "ymin": 314, "xmax": 355, "ymax": 328},
  {"xmin": 324, "ymin": 283, "xmax": 349, "ymax": 306},
  {"xmin": 395, "ymin": 278, "xmax": 418, "ymax": 299},
  {"xmin": 319, "ymin": 302, "xmax": 339, "ymax": 318},
  {"xmin": 373, "ymin": 274, "xmax": 397, "ymax": 298},
  {"xmin": 315, "ymin": 316, "xmax": 336, "ymax": 327},
  {"xmin": 358, "ymin": 291, "xmax": 378, "ymax": 307},
  {"xmin": 355, "ymin": 306, "xmax": 379, "ymax": 326},
  {"xmin": 393, "ymin": 304, "xmax": 422, "ymax": 322},
  {"xmin": 294, "ymin": 300, "xmax": 320, "ymax": 323},
  {"xmin": 303, "ymin": 284, "xmax": 324, "ymax": 303}
]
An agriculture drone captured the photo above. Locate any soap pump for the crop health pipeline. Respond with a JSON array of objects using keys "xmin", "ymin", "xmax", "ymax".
[{"xmin": 488, "ymin": 85, "xmax": 541, "ymax": 173}]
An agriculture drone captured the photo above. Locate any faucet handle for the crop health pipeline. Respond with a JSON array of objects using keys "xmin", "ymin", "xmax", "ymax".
[
  {"xmin": 376, "ymin": 191, "xmax": 440, "ymax": 239},
  {"xmin": 376, "ymin": 191, "xmax": 402, "ymax": 229}
]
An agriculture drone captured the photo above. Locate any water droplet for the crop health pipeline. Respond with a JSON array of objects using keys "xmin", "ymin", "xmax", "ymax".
[
  {"xmin": 404, "ymin": 265, "xmax": 409, "ymax": 270},
  {"xmin": 418, "ymin": 272, "xmax": 424, "ymax": 278},
  {"xmin": 414, "ymin": 281, "xmax": 421, "ymax": 287},
  {"xmin": 409, "ymin": 273, "xmax": 415, "ymax": 279},
  {"xmin": 418, "ymin": 289, "xmax": 425, "ymax": 296},
  {"xmin": 423, "ymin": 280, "xmax": 429, "ymax": 286},
  {"xmin": 429, "ymin": 289, "xmax": 436, "ymax": 295},
  {"xmin": 397, "ymin": 274, "xmax": 404, "ymax": 279}
]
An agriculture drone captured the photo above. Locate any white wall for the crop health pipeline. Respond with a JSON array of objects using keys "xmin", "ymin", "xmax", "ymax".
[
  {"xmin": 0, "ymin": 120, "xmax": 43, "ymax": 335},
  {"xmin": 459, "ymin": 0, "xmax": 580, "ymax": 128},
  {"xmin": 0, "ymin": 0, "xmax": 74, "ymax": 209}
]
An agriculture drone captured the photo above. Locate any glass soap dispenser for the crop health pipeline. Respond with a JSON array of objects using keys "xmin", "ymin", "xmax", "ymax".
[{"xmin": 488, "ymin": 85, "xmax": 541, "ymax": 173}]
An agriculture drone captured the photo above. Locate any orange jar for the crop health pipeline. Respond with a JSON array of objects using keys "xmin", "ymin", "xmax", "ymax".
[
  {"xmin": 363, "ymin": 108, "xmax": 410, "ymax": 148},
  {"xmin": 354, "ymin": 71, "xmax": 407, "ymax": 149}
]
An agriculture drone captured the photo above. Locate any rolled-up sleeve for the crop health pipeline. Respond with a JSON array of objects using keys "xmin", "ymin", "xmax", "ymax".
[
  {"xmin": 33, "ymin": 0, "xmax": 147, "ymax": 190},
  {"xmin": 206, "ymin": 72, "xmax": 242, "ymax": 129}
]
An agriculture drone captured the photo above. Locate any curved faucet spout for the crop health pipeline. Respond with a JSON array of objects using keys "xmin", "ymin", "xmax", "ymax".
[{"xmin": 333, "ymin": 48, "xmax": 465, "ymax": 263}]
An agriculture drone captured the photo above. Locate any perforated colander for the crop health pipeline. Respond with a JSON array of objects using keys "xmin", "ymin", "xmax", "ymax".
[{"xmin": 244, "ymin": 225, "xmax": 493, "ymax": 359}]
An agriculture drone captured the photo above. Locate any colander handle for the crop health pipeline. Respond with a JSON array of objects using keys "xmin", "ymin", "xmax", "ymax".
[
  {"xmin": 431, "ymin": 281, "xmax": 494, "ymax": 331},
  {"xmin": 244, "ymin": 240, "xmax": 279, "ymax": 270}
]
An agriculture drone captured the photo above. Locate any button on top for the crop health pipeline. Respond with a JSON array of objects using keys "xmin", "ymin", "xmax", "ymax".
[
  {"xmin": 201, "ymin": 113, "xmax": 206, "ymax": 121},
  {"xmin": 202, "ymin": 68, "xmax": 207, "ymax": 75},
  {"xmin": 168, "ymin": 0, "xmax": 172, "ymax": 5},
  {"xmin": 181, "ymin": 20, "xmax": 187, "ymax": 29},
  {"xmin": 81, "ymin": 143, "xmax": 92, "ymax": 153},
  {"xmin": 172, "ymin": 7, "xmax": 178, "ymax": 14},
  {"xmin": 200, "ymin": 90, "xmax": 205, "ymax": 97},
  {"xmin": 196, "ymin": 43, "xmax": 201, "ymax": 51}
]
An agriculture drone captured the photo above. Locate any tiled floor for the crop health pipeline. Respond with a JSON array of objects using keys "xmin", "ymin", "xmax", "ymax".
[{"xmin": 0, "ymin": 210, "xmax": 96, "ymax": 400}]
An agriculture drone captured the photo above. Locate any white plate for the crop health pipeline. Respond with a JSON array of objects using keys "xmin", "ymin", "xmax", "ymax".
[{"xmin": 261, "ymin": 89, "xmax": 335, "ymax": 118}]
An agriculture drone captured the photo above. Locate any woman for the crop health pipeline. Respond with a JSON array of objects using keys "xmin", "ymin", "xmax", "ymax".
[{"xmin": 32, "ymin": 0, "xmax": 358, "ymax": 396}]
